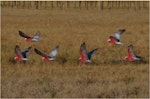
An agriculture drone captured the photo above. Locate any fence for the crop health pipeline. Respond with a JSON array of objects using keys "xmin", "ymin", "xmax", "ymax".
[{"xmin": 1, "ymin": 1, "xmax": 149, "ymax": 10}]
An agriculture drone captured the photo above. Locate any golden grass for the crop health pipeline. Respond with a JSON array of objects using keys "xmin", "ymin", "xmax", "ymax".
[{"xmin": 1, "ymin": 8, "xmax": 149, "ymax": 98}]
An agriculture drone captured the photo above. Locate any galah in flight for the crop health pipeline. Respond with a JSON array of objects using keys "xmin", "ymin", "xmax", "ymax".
[
  {"xmin": 19, "ymin": 30, "xmax": 41, "ymax": 42},
  {"xmin": 79, "ymin": 42, "xmax": 98, "ymax": 63},
  {"xmin": 107, "ymin": 29, "xmax": 125, "ymax": 45},
  {"xmin": 34, "ymin": 45, "xmax": 59, "ymax": 61},
  {"xmin": 14, "ymin": 45, "xmax": 32, "ymax": 61},
  {"xmin": 124, "ymin": 44, "xmax": 142, "ymax": 61}
]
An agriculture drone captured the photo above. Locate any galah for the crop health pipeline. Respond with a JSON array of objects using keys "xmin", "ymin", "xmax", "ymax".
[
  {"xmin": 19, "ymin": 30, "xmax": 41, "ymax": 42},
  {"xmin": 14, "ymin": 45, "xmax": 32, "ymax": 61},
  {"xmin": 124, "ymin": 45, "xmax": 142, "ymax": 61},
  {"xmin": 79, "ymin": 42, "xmax": 98, "ymax": 63},
  {"xmin": 107, "ymin": 29, "xmax": 125, "ymax": 45},
  {"xmin": 34, "ymin": 45, "xmax": 59, "ymax": 61}
]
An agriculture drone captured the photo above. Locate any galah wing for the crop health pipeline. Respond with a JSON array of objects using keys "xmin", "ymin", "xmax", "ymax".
[
  {"xmin": 15, "ymin": 45, "xmax": 22, "ymax": 58},
  {"xmin": 88, "ymin": 48, "xmax": 98, "ymax": 60},
  {"xmin": 19, "ymin": 31, "xmax": 31, "ymax": 38},
  {"xmin": 34, "ymin": 48, "xmax": 49, "ymax": 58},
  {"xmin": 22, "ymin": 46, "xmax": 32, "ymax": 58},
  {"xmin": 49, "ymin": 45, "xmax": 59, "ymax": 58},
  {"xmin": 80, "ymin": 42, "xmax": 88, "ymax": 60},
  {"xmin": 128, "ymin": 45, "xmax": 136, "ymax": 58},
  {"xmin": 112, "ymin": 29, "xmax": 125, "ymax": 41},
  {"xmin": 109, "ymin": 36, "xmax": 119, "ymax": 43},
  {"xmin": 32, "ymin": 32, "xmax": 40, "ymax": 39}
]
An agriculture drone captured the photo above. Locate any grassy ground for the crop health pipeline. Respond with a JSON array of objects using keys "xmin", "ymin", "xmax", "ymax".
[{"xmin": 1, "ymin": 8, "xmax": 149, "ymax": 98}]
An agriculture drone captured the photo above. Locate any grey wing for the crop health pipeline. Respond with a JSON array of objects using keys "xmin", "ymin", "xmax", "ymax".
[
  {"xmin": 80, "ymin": 42, "xmax": 88, "ymax": 60},
  {"xmin": 15, "ymin": 45, "xmax": 23, "ymax": 58},
  {"xmin": 128, "ymin": 45, "xmax": 136, "ymax": 57},
  {"xmin": 49, "ymin": 45, "xmax": 59, "ymax": 58},
  {"xmin": 112, "ymin": 29, "xmax": 125, "ymax": 40},
  {"xmin": 32, "ymin": 32, "xmax": 40, "ymax": 39}
]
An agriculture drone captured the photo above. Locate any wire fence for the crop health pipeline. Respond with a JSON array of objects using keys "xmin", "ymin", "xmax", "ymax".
[{"xmin": 1, "ymin": 1, "xmax": 149, "ymax": 10}]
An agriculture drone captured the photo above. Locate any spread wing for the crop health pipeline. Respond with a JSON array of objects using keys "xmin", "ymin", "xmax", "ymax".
[
  {"xmin": 19, "ymin": 31, "xmax": 31, "ymax": 38},
  {"xmin": 32, "ymin": 32, "xmax": 40, "ymax": 39},
  {"xmin": 112, "ymin": 29, "xmax": 125, "ymax": 40},
  {"xmin": 15, "ymin": 45, "xmax": 22, "ymax": 58},
  {"xmin": 34, "ymin": 48, "xmax": 49, "ymax": 58},
  {"xmin": 49, "ymin": 45, "xmax": 59, "ymax": 58},
  {"xmin": 21, "ymin": 46, "xmax": 32, "ymax": 58},
  {"xmin": 80, "ymin": 42, "xmax": 88, "ymax": 60},
  {"xmin": 88, "ymin": 48, "xmax": 98, "ymax": 60},
  {"xmin": 128, "ymin": 45, "xmax": 136, "ymax": 58}
]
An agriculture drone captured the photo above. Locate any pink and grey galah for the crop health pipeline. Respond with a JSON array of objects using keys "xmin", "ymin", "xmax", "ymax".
[
  {"xmin": 79, "ymin": 42, "xmax": 98, "ymax": 63},
  {"xmin": 124, "ymin": 44, "xmax": 142, "ymax": 62},
  {"xmin": 14, "ymin": 45, "xmax": 32, "ymax": 61},
  {"xmin": 19, "ymin": 30, "xmax": 41, "ymax": 42},
  {"xmin": 107, "ymin": 29, "xmax": 125, "ymax": 45},
  {"xmin": 34, "ymin": 45, "xmax": 59, "ymax": 61}
]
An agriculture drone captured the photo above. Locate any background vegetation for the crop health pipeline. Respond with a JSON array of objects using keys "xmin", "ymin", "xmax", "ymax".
[{"xmin": 1, "ymin": 1, "xmax": 149, "ymax": 98}]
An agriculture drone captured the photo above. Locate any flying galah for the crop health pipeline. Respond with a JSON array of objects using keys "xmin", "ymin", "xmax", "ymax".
[
  {"xmin": 34, "ymin": 45, "xmax": 59, "ymax": 61},
  {"xmin": 79, "ymin": 42, "xmax": 98, "ymax": 63},
  {"xmin": 19, "ymin": 30, "xmax": 41, "ymax": 42},
  {"xmin": 14, "ymin": 45, "xmax": 32, "ymax": 61},
  {"xmin": 124, "ymin": 45, "xmax": 142, "ymax": 61},
  {"xmin": 107, "ymin": 29, "xmax": 125, "ymax": 45}
]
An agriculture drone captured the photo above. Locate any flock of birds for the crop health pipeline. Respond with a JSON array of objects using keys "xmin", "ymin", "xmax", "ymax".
[{"xmin": 14, "ymin": 29, "xmax": 142, "ymax": 64}]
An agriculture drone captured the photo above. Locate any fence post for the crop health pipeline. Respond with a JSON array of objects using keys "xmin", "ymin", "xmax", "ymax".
[
  {"xmin": 51, "ymin": 1, "xmax": 54, "ymax": 8},
  {"xmin": 101, "ymin": 1, "xmax": 103, "ymax": 10},
  {"xmin": 67, "ymin": 1, "xmax": 70, "ymax": 8},
  {"xmin": 79, "ymin": 1, "xmax": 81, "ymax": 9},
  {"xmin": 86, "ymin": 1, "xmax": 88, "ymax": 9},
  {"xmin": 74, "ymin": 1, "xmax": 76, "ymax": 9},
  {"xmin": 44, "ymin": 1, "xmax": 47, "ymax": 8},
  {"xmin": 137, "ymin": 1, "xmax": 140, "ymax": 10},
  {"xmin": 98, "ymin": 1, "xmax": 103, "ymax": 10}
]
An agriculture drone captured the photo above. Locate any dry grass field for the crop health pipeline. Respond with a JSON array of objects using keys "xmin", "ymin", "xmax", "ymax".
[{"xmin": 1, "ymin": 7, "xmax": 149, "ymax": 98}]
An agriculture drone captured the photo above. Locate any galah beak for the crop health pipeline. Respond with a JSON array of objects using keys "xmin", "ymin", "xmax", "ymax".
[{"xmin": 107, "ymin": 39, "xmax": 111, "ymax": 42}]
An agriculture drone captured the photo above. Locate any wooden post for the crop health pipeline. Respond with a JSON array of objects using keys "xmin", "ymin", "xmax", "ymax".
[
  {"xmin": 137, "ymin": 1, "xmax": 140, "ymax": 10},
  {"xmin": 7, "ymin": 1, "xmax": 10, "ymax": 7},
  {"xmin": 57, "ymin": 1, "xmax": 59, "ymax": 8},
  {"xmin": 35, "ymin": 1, "xmax": 38, "ymax": 9},
  {"xmin": 86, "ymin": 1, "xmax": 88, "ymax": 9},
  {"xmin": 94, "ymin": 1, "xmax": 97, "ymax": 8},
  {"xmin": 101, "ymin": 1, "xmax": 103, "ymax": 10},
  {"xmin": 79, "ymin": 1, "xmax": 81, "ymax": 9},
  {"xmin": 22, "ymin": 1, "xmax": 25, "ymax": 8},
  {"xmin": 134, "ymin": 1, "xmax": 136, "ymax": 10},
  {"xmin": 98, "ymin": 1, "xmax": 103, "ymax": 10},
  {"xmin": 28, "ymin": 1, "xmax": 31, "ymax": 8},
  {"xmin": 67, "ymin": 1, "xmax": 70, "ymax": 8},
  {"xmin": 51, "ymin": 1, "xmax": 53, "ymax": 8},
  {"xmin": 60, "ymin": 1, "xmax": 64, "ymax": 9},
  {"xmin": 44, "ymin": 1, "xmax": 47, "ymax": 9},
  {"xmin": 39, "ymin": 1, "xmax": 42, "ymax": 8},
  {"xmin": 74, "ymin": 1, "xmax": 76, "ymax": 9}
]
